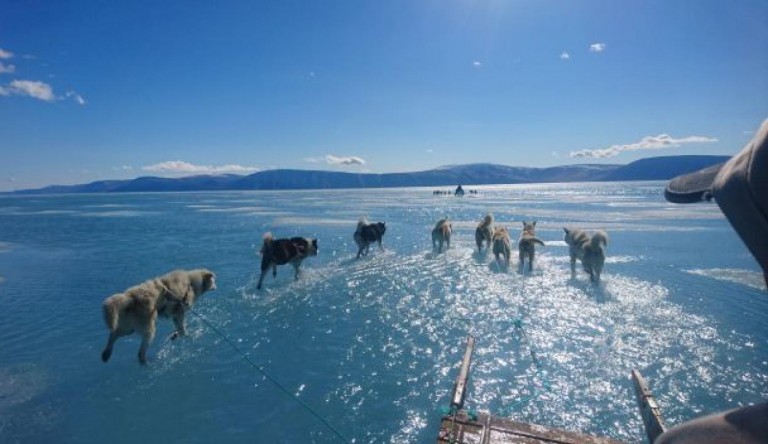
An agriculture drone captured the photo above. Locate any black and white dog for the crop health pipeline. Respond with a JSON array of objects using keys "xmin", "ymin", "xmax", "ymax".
[
  {"xmin": 354, "ymin": 220, "xmax": 386, "ymax": 258},
  {"xmin": 257, "ymin": 233, "xmax": 318, "ymax": 289}
]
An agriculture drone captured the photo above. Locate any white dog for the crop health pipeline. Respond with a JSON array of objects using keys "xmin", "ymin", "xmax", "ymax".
[{"xmin": 101, "ymin": 269, "xmax": 216, "ymax": 364}]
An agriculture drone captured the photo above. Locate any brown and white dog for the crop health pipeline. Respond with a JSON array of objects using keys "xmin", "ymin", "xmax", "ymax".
[
  {"xmin": 518, "ymin": 221, "xmax": 545, "ymax": 272},
  {"xmin": 492, "ymin": 226, "xmax": 512, "ymax": 270},
  {"xmin": 564, "ymin": 228, "xmax": 608, "ymax": 282},
  {"xmin": 354, "ymin": 220, "xmax": 386, "ymax": 258},
  {"xmin": 475, "ymin": 214, "xmax": 494, "ymax": 251},
  {"xmin": 101, "ymin": 269, "xmax": 217, "ymax": 364},
  {"xmin": 432, "ymin": 218, "xmax": 452, "ymax": 253},
  {"xmin": 257, "ymin": 232, "xmax": 318, "ymax": 289}
]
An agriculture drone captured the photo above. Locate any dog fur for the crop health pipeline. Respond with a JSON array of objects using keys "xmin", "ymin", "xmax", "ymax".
[
  {"xmin": 492, "ymin": 226, "xmax": 512, "ymax": 270},
  {"xmin": 354, "ymin": 220, "xmax": 386, "ymax": 258},
  {"xmin": 475, "ymin": 214, "xmax": 494, "ymax": 251},
  {"xmin": 563, "ymin": 228, "xmax": 608, "ymax": 282},
  {"xmin": 518, "ymin": 221, "xmax": 545, "ymax": 272},
  {"xmin": 257, "ymin": 232, "xmax": 318, "ymax": 289},
  {"xmin": 101, "ymin": 269, "xmax": 216, "ymax": 364},
  {"xmin": 432, "ymin": 218, "xmax": 452, "ymax": 253}
]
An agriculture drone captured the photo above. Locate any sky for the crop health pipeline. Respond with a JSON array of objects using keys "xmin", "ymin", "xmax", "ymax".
[{"xmin": 1, "ymin": 0, "xmax": 767, "ymax": 191}]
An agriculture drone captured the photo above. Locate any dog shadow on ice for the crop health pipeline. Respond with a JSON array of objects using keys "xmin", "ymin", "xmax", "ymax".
[{"xmin": 567, "ymin": 276, "xmax": 612, "ymax": 303}]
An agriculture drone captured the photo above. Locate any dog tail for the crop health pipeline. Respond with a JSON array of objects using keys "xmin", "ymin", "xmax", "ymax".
[
  {"xmin": 260, "ymin": 232, "xmax": 274, "ymax": 255},
  {"xmin": 590, "ymin": 231, "xmax": 608, "ymax": 250},
  {"xmin": 356, "ymin": 219, "xmax": 367, "ymax": 232},
  {"xmin": 103, "ymin": 293, "xmax": 131, "ymax": 331}
]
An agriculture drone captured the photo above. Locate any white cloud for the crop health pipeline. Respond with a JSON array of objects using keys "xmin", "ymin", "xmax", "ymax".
[
  {"xmin": 303, "ymin": 156, "xmax": 322, "ymax": 164},
  {"xmin": 472, "ymin": 61, "xmax": 482, "ymax": 67},
  {"xmin": 66, "ymin": 90, "xmax": 86, "ymax": 106},
  {"xmin": 426, "ymin": 148, "xmax": 434, "ymax": 153},
  {"xmin": 142, "ymin": 161, "xmax": 260, "ymax": 175},
  {"xmin": 0, "ymin": 48, "xmax": 13, "ymax": 59},
  {"xmin": 589, "ymin": 43, "xmax": 606, "ymax": 53},
  {"xmin": 0, "ymin": 86, "xmax": 8, "ymax": 96},
  {"xmin": 570, "ymin": 134, "xmax": 718, "ymax": 158},
  {"xmin": 113, "ymin": 165, "xmax": 133, "ymax": 171},
  {"xmin": 7, "ymin": 80, "xmax": 55, "ymax": 101},
  {"xmin": 0, "ymin": 62, "xmax": 15, "ymax": 74},
  {"xmin": 325, "ymin": 154, "xmax": 366, "ymax": 166},
  {"xmin": 560, "ymin": 52, "xmax": 570, "ymax": 60}
]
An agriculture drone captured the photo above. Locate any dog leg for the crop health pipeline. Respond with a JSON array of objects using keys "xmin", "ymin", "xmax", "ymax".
[
  {"xmin": 357, "ymin": 247, "xmax": 363, "ymax": 259},
  {"xmin": 138, "ymin": 319, "xmax": 156, "ymax": 365},
  {"xmin": 519, "ymin": 250, "xmax": 525, "ymax": 272},
  {"xmin": 529, "ymin": 250, "xmax": 535, "ymax": 272},
  {"xmin": 101, "ymin": 331, "xmax": 119, "ymax": 363},
  {"xmin": 273, "ymin": 264, "xmax": 277, "ymax": 277},
  {"xmin": 293, "ymin": 263, "xmax": 301, "ymax": 281},
  {"xmin": 170, "ymin": 312, "xmax": 186, "ymax": 340},
  {"xmin": 257, "ymin": 269, "xmax": 267, "ymax": 290},
  {"xmin": 570, "ymin": 254, "xmax": 577, "ymax": 276}
]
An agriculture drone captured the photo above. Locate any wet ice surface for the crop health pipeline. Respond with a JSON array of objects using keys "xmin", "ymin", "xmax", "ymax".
[{"xmin": 0, "ymin": 182, "xmax": 766, "ymax": 443}]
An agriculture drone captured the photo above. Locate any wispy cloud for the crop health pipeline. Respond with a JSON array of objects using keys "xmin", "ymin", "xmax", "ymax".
[
  {"xmin": 112, "ymin": 165, "xmax": 133, "ymax": 171},
  {"xmin": 325, "ymin": 155, "xmax": 366, "ymax": 166},
  {"xmin": 0, "ymin": 62, "xmax": 15, "ymax": 74},
  {"xmin": 560, "ymin": 52, "xmax": 570, "ymax": 60},
  {"xmin": 0, "ymin": 48, "xmax": 13, "ymax": 59},
  {"xmin": 0, "ymin": 86, "xmax": 8, "ymax": 96},
  {"xmin": 7, "ymin": 80, "xmax": 56, "ymax": 101},
  {"xmin": 142, "ymin": 161, "xmax": 260, "ymax": 174},
  {"xmin": 570, "ymin": 134, "xmax": 718, "ymax": 158},
  {"xmin": 472, "ymin": 61, "xmax": 482, "ymax": 67},
  {"xmin": 589, "ymin": 43, "xmax": 606, "ymax": 53},
  {"xmin": 66, "ymin": 91, "xmax": 86, "ymax": 106}
]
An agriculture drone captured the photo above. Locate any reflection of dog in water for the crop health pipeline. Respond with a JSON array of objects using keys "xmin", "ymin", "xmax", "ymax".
[
  {"xmin": 492, "ymin": 226, "xmax": 512, "ymax": 270},
  {"xmin": 518, "ymin": 222, "xmax": 545, "ymax": 272},
  {"xmin": 101, "ymin": 269, "xmax": 217, "ymax": 364},
  {"xmin": 257, "ymin": 233, "xmax": 318, "ymax": 289},
  {"xmin": 354, "ymin": 220, "xmax": 386, "ymax": 258},
  {"xmin": 475, "ymin": 214, "xmax": 494, "ymax": 251},
  {"xmin": 432, "ymin": 218, "xmax": 452, "ymax": 253},
  {"xmin": 564, "ymin": 228, "xmax": 608, "ymax": 282}
]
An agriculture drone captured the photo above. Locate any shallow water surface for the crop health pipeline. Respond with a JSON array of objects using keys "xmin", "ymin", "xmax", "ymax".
[{"xmin": 0, "ymin": 182, "xmax": 766, "ymax": 443}]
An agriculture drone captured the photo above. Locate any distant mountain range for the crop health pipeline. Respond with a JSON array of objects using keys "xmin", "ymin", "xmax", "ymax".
[{"xmin": 10, "ymin": 155, "xmax": 729, "ymax": 194}]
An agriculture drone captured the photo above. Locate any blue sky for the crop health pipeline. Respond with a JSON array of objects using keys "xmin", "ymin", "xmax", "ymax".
[{"xmin": 1, "ymin": 0, "xmax": 767, "ymax": 191}]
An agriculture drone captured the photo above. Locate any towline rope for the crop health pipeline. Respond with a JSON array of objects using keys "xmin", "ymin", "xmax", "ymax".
[{"xmin": 160, "ymin": 285, "xmax": 352, "ymax": 443}]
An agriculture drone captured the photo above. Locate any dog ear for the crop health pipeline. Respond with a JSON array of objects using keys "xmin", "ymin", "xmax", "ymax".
[
  {"xmin": 563, "ymin": 227, "xmax": 570, "ymax": 234},
  {"xmin": 202, "ymin": 271, "xmax": 214, "ymax": 281},
  {"xmin": 533, "ymin": 221, "xmax": 537, "ymax": 226}
]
